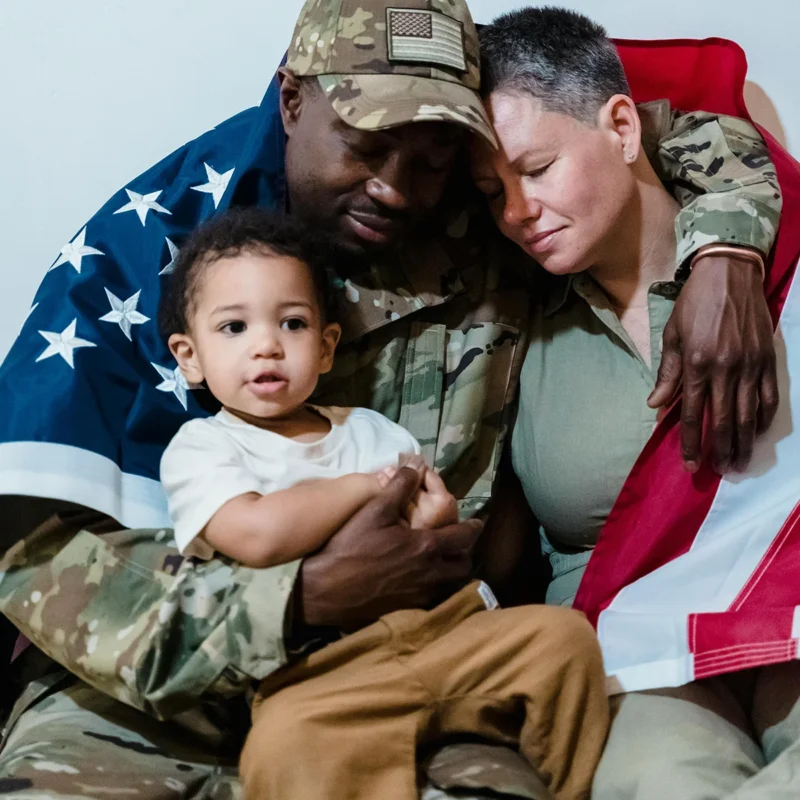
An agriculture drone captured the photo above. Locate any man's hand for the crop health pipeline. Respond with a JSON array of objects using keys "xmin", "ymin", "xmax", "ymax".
[
  {"xmin": 298, "ymin": 466, "xmax": 481, "ymax": 632},
  {"xmin": 648, "ymin": 253, "xmax": 778, "ymax": 474}
]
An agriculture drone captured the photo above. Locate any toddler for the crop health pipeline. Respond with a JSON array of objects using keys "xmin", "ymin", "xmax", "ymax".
[{"xmin": 159, "ymin": 207, "xmax": 609, "ymax": 800}]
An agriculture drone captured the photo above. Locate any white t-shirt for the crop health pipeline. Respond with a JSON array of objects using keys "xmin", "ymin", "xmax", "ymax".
[{"xmin": 160, "ymin": 406, "xmax": 421, "ymax": 560}]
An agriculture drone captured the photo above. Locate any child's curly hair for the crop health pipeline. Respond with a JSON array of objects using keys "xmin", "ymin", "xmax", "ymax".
[{"xmin": 159, "ymin": 207, "xmax": 337, "ymax": 338}]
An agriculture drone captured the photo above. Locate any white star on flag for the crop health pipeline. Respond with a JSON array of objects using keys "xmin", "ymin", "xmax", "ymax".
[
  {"xmin": 191, "ymin": 163, "xmax": 235, "ymax": 208},
  {"xmin": 36, "ymin": 319, "xmax": 97, "ymax": 368},
  {"xmin": 159, "ymin": 238, "xmax": 180, "ymax": 275},
  {"xmin": 152, "ymin": 362, "xmax": 189, "ymax": 410},
  {"xmin": 50, "ymin": 228, "xmax": 104, "ymax": 274},
  {"xmin": 114, "ymin": 189, "xmax": 172, "ymax": 226},
  {"xmin": 99, "ymin": 289, "xmax": 150, "ymax": 340}
]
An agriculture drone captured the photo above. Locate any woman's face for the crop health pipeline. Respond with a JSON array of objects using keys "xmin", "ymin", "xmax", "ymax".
[{"xmin": 471, "ymin": 91, "xmax": 638, "ymax": 275}]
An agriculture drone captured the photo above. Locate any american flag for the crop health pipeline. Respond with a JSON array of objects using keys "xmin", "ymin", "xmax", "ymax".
[
  {"xmin": 576, "ymin": 38, "xmax": 800, "ymax": 693},
  {"xmin": 0, "ymin": 70, "xmax": 288, "ymax": 529}
]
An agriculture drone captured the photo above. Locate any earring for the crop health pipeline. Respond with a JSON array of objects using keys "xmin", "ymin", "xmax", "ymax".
[{"xmin": 626, "ymin": 152, "xmax": 635, "ymax": 163}]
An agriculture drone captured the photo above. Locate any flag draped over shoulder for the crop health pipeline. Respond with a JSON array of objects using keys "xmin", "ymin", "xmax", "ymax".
[
  {"xmin": 575, "ymin": 39, "xmax": 800, "ymax": 693},
  {"xmin": 0, "ymin": 71, "xmax": 287, "ymax": 528}
]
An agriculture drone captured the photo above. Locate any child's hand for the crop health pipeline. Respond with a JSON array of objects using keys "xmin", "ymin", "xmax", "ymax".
[
  {"xmin": 376, "ymin": 454, "xmax": 425, "ymax": 489},
  {"xmin": 407, "ymin": 466, "xmax": 459, "ymax": 529}
]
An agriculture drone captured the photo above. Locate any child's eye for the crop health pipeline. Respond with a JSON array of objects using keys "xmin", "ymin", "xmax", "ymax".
[
  {"xmin": 220, "ymin": 320, "xmax": 246, "ymax": 335},
  {"xmin": 281, "ymin": 318, "xmax": 308, "ymax": 332}
]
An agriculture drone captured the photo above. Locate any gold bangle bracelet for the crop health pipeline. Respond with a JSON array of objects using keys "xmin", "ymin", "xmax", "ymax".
[{"xmin": 690, "ymin": 244, "xmax": 766, "ymax": 282}]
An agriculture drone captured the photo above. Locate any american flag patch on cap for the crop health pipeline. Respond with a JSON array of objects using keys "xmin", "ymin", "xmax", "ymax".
[{"xmin": 386, "ymin": 8, "xmax": 467, "ymax": 72}]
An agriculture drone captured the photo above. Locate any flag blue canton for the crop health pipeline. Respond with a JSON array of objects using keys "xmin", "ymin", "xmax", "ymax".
[{"xmin": 0, "ymin": 71, "xmax": 287, "ymax": 528}]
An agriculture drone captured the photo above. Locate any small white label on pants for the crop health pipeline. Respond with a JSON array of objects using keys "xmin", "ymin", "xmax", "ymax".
[{"xmin": 477, "ymin": 581, "xmax": 499, "ymax": 610}]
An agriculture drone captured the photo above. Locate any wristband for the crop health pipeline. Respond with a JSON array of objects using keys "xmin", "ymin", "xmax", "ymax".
[{"xmin": 690, "ymin": 244, "xmax": 766, "ymax": 282}]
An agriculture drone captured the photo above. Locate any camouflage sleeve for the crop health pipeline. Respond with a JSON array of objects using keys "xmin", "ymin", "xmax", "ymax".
[
  {"xmin": 0, "ymin": 506, "xmax": 299, "ymax": 719},
  {"xmin": 655, "ymin": 109, "xmax": 782, "ymax": 268}
]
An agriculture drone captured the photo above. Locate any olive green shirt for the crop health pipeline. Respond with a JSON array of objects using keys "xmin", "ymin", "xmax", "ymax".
[{"xmin": 511, "ymin": 273, "xmax": 680, "ymax": 606}]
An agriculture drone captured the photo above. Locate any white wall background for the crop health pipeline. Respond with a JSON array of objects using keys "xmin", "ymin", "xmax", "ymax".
[{"xmin": 2, "ymin": 0, "xmax": 797, "ymax": 361}]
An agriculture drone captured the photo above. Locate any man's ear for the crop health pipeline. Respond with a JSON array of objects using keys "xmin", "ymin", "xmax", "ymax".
[
  {"xmin": 278, "ymin": 67, "xmax": 305, "ymax": 138},
  {"xmin": 599, "ymin": 94, "xmax": 642, "ymax": 165},
  {"xmin": 319, "ymin": 322, "xmax": 342, "ymax": 374},
  {"xmin": 168, "ymin": 333, "xmax": 204, "ymax": 384}
]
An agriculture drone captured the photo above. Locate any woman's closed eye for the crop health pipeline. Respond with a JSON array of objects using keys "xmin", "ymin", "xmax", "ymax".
[{"xmin": 523, "ymin": 160, "xmax": 554, "ymax": 180}]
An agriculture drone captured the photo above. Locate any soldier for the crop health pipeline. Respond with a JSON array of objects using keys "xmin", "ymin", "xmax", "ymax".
[{"xmin": 0, "ymin": 0, "xmax": 781, "ymax": 798}]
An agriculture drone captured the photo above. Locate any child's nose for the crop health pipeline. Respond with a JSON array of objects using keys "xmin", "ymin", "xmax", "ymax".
[{"xmin": 251, "ymin": 331, "xmax": 283, "ymax": 358}]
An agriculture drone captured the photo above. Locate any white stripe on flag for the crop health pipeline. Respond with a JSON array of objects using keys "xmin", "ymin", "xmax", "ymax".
[{"xmin": 0, "ymin": 440, "xmax": 170, "ymax": 530}]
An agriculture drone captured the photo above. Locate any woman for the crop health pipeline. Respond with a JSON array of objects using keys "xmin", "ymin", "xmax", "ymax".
[{"xmin": 472, "ymin": 8, "xmax": 800, "ymax": 800}]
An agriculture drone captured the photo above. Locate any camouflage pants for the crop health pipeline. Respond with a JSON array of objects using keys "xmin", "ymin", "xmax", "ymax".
[{"xmin": 0, "ymin": 673, "xmax": 548, "ymax": 800}]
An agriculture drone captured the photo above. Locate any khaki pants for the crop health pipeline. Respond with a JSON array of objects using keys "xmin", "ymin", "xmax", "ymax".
[{"xmin": 240, "ymin": 582, "xmax": 609, "ymax": 800}]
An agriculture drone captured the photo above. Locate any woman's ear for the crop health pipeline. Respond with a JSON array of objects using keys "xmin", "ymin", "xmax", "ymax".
[
  {"xmin": 319, "ymin": 322, "xmax": 342, "ymax": 374},
  {"xmin": 168, "ymin": 333, "xmax": 204, "ymax": 385},
  {"xmin": 599, "ymin": 94, "xmax": 642, "ymax": 165}
]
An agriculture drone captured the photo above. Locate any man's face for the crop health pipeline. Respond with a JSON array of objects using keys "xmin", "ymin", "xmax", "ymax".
[{"xmin": 281, "ymin": 73, "xmax": 464, "ymax": 257}]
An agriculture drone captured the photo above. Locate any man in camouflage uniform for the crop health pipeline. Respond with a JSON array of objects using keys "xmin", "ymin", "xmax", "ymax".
[{"xmin": 0, "ymin": 1, "xmax": 781, "ymax": 798}]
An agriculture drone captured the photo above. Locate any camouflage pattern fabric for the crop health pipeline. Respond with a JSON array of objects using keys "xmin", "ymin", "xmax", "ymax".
[
  {"xmin": 423, "ymin": 743, "xmax": 555, "ymax": 800},
  {"xmin": 288, "ymin": 0, "xmax": 497, "ymax": 145},
  {"xmin": 638, "ymin": 100, "xmax": 782, "ymax": 267},
  {"xmin": 0, "ymin": 97, "xmax": 784, "ymax": 800}
]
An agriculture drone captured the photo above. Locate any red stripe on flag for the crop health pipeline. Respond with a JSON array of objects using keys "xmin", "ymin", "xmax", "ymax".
[
  {"xmin": 690, "ymin": 608, "xmax": 795, "ymax": 658},
  {"xmin": 694, "ymin": 640, "xmax": 796, "ymax": 680},
  {"xmin": 729, "ymin": 500, "xmax": 800, "ymax": 611}
]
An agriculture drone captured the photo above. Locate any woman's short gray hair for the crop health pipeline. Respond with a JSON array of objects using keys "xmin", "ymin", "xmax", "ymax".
[{"xmin": 479, "ymin": 7, "xmax": 631, "ymax": 126}]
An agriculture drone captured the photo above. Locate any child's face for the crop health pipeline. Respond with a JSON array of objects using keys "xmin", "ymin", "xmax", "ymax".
[{"xmin": 169, "ymin": 249, "xmax": 341, "ymax": 419}]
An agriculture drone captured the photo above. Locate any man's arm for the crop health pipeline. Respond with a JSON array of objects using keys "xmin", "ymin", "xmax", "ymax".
[
  {"xmin": 654, "ymin": 108, "xmax": 781, "ymax": 268},
  {"xmin": 642, "ymin": 104, "xmax": 782, "ymax": 473},
  {"xmin": 0, "ymin": 470, "xmax": 481, "ymax": 719}
]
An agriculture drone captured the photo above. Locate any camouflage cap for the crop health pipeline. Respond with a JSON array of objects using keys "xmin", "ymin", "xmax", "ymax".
[{"xmin": 287, "ymin": 0, "xmax": 497, "ymax": 147}]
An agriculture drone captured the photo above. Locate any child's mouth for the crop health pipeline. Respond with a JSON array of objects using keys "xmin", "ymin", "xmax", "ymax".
[{"xmin": 250, "ymin": 373, "xmax": 288, "ymax": 395}]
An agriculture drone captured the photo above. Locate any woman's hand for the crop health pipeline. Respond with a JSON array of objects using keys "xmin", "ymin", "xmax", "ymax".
[{"xmin": 648, "ymin": 253, "xmax": 778, "ymax": 474}]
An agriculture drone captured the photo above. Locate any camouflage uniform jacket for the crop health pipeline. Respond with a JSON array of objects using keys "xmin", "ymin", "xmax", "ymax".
[{"xmin": 0, "ymin": 97, "xmax": 781, "ymax": 721}]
